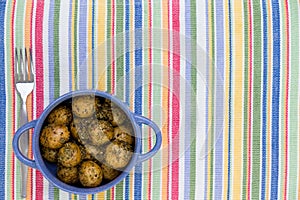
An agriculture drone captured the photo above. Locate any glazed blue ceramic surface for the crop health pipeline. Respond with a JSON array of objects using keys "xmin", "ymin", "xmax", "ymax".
[{"xmin": 13, "ymin": 90, "xmax": 162, "ymax": 195}]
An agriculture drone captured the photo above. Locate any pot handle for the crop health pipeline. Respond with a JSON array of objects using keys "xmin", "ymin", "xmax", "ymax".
[
  {"xmin": 134, "ymin": 115, "xmax": 162, "ymax": 163},
  {"xmin": 12, "ymin": 120, "xmax": 38, "ymax": 169}
]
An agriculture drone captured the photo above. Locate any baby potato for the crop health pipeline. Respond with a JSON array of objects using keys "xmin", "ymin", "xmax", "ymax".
[
  {"xmin": 57, "ymin": 165, "xmax": 79, "ymax": 184},
  {"xmin": 111, "ymin": 106, "xmax": 127, "ymax": 126},
  {"xmin": 41, "ymin": 146, "xmax": 58, "ymax": 162},
  {"xmin": 40, "ymin": 124, "xmax": 70, "ymax": 149},
  {"xmin": 79, "ymin": 161, "xmax": 103, "ymax": 187},
  {"xmin": 114, "ymin": 126, "xmax": 134, "ymax": 145},
  {"xmin": 47, "ymin": 105, "xmax": 72, "ymax": 125},
  {"xmin": 58, "ymin": 142, "xmax": 82, "ymax": 167},
  {"xmin": 105, "ymin": 141, "xmax": 133, "ymax": 169},
  {"xmin": 101, "ymin": 164, "xmax": 120, "ymax": 181},
  {"xmin": 70, "ymin": 117, "xmax": 96, "ymax": 143},
  {"xmin": 89, "ymin": 120, "xmax": 114, "ymax": 146},
  {"xmin": 72, "ymin": 95, "xmax": 98, "ymax": 118}
]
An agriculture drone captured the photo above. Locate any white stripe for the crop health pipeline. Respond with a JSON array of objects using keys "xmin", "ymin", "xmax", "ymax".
[
  {"xmin": 43, "ymin": 0, "xmax": 50, "ymax": 108},
  {"xmin": 42, "ymin": 0, "xmax": 50, "ymax": 196},
  {"xmin": 196, "ymin": 0, "xmax": 207, "ymax": 199},
  {"xmin": 178, "ymin": 0, "xmax": 185, "ymax": 199},
  {"xmin": 59, "ymin": 0, "xmax": 70, "ymax": 95}
]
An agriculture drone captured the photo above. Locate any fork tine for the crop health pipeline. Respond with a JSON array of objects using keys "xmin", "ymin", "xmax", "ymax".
[
  {"xmin": 24, "ymin": 48, "xmax": 29, "ymax": 81},
  {"xmin": 29, "ymin": 48, "xmax": 34, "ymax": 80},
  {"xmin": 19, "ymin": 49, "xmax": 25, "ymax": 81}
]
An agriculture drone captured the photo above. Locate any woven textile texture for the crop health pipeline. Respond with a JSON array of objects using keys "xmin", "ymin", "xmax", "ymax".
[{"xmin": 1, "ymin": 0, "xmax": 300, "ymax": 199}]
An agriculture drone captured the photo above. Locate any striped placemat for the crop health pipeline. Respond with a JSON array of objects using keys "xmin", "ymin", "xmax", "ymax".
[{"xmin": 0, "ymin": 0, "xmax": 299, "ymax": 199}]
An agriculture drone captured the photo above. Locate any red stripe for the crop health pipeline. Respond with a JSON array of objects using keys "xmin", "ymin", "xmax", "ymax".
[
  {"xmin": 284, "ymin": 0, "xmax": 290, "ymax": 199},
  {"xmin": 148, "ymin": 0, "xmax": 153, "ymax": 198},
  {"xmin": 247, "ymin": 0, "xmax": 253, "ymax": 198},
  {"xmin": 35, "ymin": 0, "xmax": 45, "ymax": 199},
  {"xmin": 167, "ymin": 1, "xmax": 171, "ymax": 199},
  {"xmin": 111, "ymin": 0, "xmax": 115, "ymax": 94},
  {"xmin": 172, "ymin": 0, "xmax": 180, "ymax": 199},
  {"xmin": 11, "ymin": 1, "xmax": 16, "ymax": 199}
]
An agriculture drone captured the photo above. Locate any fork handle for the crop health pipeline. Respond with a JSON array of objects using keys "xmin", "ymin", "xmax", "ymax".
[{"xmin": 19, "ymin": 101, "xmax": 29, "ymax": 198}]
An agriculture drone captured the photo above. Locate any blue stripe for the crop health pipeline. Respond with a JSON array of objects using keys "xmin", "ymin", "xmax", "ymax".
[
  {"xmin": 78, "ymin": 0, "xmax": 87, "ymax": 89},
  {"xmin": 227, "ymin": 0, "xmax": 232, "ymax": 198},
  {"xmin": 0, "ymin": 1, "xmax": 6, "ymax": 198},
  {"xmin": 271, "ymin": 0, "xmax": 280, "ymax": 199},
  {"xmin": 215, "ymin": 0, "xmax": 224, "ymax": 198},
  {"xmin": 261, "ymin": 0, "xmax": 268, "ymax": 199},
  {"xmin": 48, "ymin": 0, "xmax": 55, "ymax": 103},
  {"xmin": 125, "ymin": 1, "xmax": 130, "ymax": 199},
  {"xmin": 68, "ymin": 0, "xmax": 72, "ymax": 91},
  {"xmin": 48, "ymin": 1, "xmax": 55, "ymax": 198},
  {"xmin": 92, "ymin": 0, "xmax": 95, "ymax": 87},
  {"xmin": 134, "ymin": 1, "xmax": 143, "ymax": 199},
  {"xmin": 184, "ymin": 1, "xmax": 191, "ymax": 199}
]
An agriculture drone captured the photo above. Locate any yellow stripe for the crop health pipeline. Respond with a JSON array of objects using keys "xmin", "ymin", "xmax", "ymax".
[
  {"xmin": 232, "ymin": 0, "xmax": 244, "ymax": 198},
  {"xmin": 266, "ymin": 0, "xmax": 273, "ymax": 199},
  {"xmin": 87, "ymin": 0, "xmax": 93, "ymax": 89},
  {"xmin": 130, "ymin": 1, "xmax": 135, "ymax": 199},
  {"xmin": 97, "ymin": 0, "xmax": 107, "ymax": 91},
  {"xmin": 223, "ymin": 0, "xmax": 230, "ymax": 198},
  {"xmin": 207, "ymin": 0, "xmax": 213, "ymax": 198}
]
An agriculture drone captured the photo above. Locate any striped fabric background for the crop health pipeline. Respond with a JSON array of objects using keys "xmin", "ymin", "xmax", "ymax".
[{"xmin": 1, "ymin": 0, "xmax": 300, "ymax": 199}]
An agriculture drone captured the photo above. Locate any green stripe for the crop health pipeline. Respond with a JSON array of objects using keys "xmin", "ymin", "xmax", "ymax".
[
  {"xmin": 190, "ymin": 0, "xmax": 197, "ymax": 198},
  {"xmin": 142, "ymin": 1, "xmax": 150, "ymax": 198},
  {"xmin": 115, "ymin": 0, "xmax": 124, "ymax": 100},
  {"xmin": 15, "ymin": 0, "xmax": 25, "ymax": 194},
  {"xmin": 280, "ymin": 1, "xmax": 287, "ymax": 199},
  {"xmin": 209, "ymin": 0, "xmax": 215, "ymax": 198},
  {"xmin": 151, "ymin": 1, "xmax": 162, "ymax": 199},
  {"xmin": 251, "ymin": 1, "xmax": 262, "ymax": 198},
  {"xmin": 115, "ymin": 0, "xmax": 125, "ymax": 198},
  {"xmin": 6, "ymin": 1, "xmax": 13, "ymax": 197},
  {"xmin": 53, "ymin": 0, "xmax": 61, "ymax": 197},
  {"xmin": 242, "ymin": 0, "xmax": 249, "ymax": 199},
  {"xmin": 106, "ymin": 0, "xmax": 111, "ymax": 94},
  {"xmin": 54, "ymin": 0, "xmax": 60, "ymax": 99},
  {"xmin": 288, "ymin": 1, "xmax": 299, "ymax": 199},
  {"xmin": 73, "ymin": 0, "xmax": 78, "ymax": 89}
]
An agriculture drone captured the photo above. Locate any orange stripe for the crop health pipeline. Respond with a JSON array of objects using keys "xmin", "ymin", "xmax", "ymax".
[
  {"xmin": 24, "ymin": 1, "xmax": 33, "ymax": 199},
  {"xmin": 161, "ymin": 0, "xmax": 169, "ymax": 200}
]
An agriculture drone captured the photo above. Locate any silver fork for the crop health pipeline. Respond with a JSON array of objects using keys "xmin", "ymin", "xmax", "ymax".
[{"xmin": 14, "ymin": 48, "xmax": 35, "ymax": 198}]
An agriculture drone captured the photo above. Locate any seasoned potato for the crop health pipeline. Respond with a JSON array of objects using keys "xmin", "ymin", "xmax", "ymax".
[
  {"xmin": 41, "ymin": 146, "xmax": 58, "ymax": 162},
  {"xmin": 47, "ymin": 105, "xmax": 72, "ymax": 125},
  {"xmin": 101, "ymin": 164, "xmax": 120, "ymax": 181},
  {"xmin": 89, "ymin": 120, "xmax": 114, "ymax": 146},
  {"xmin": 72, "ymin": 95, "xmax": 98, "ymax": 118},
  {"xmin": 105, "ymin": 141, "xmax": 133, "ymax": 169},
  {"xmin": 111, "ymin": 106, "xmax": 127, "ymax": 126},
  {"xmin": 57, "ymin": 165, "xmax": 78, "ymax": 184},
  {"xmin": 40, "ymin": 124, "xmax": 70, "ymax": 149},
  {"xmin": 58, "ymin": 142, "xmax": 82, "ymax": 167},
  {"xmin": 70, "ymin": 117, "xmax": 96, "ymax": 143},
  {"xmin": 114, "ymin": 126, "xmax": 134, "ymax": 145},
  {"xmin": 79, "ymin": 161, "xmax": 103, "ymax": 187}
]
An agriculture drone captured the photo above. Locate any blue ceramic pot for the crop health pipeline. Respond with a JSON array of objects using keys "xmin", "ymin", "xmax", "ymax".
[{"xmin": 13, "ymin": 90, "xmax": 162, "ymax": 195}]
